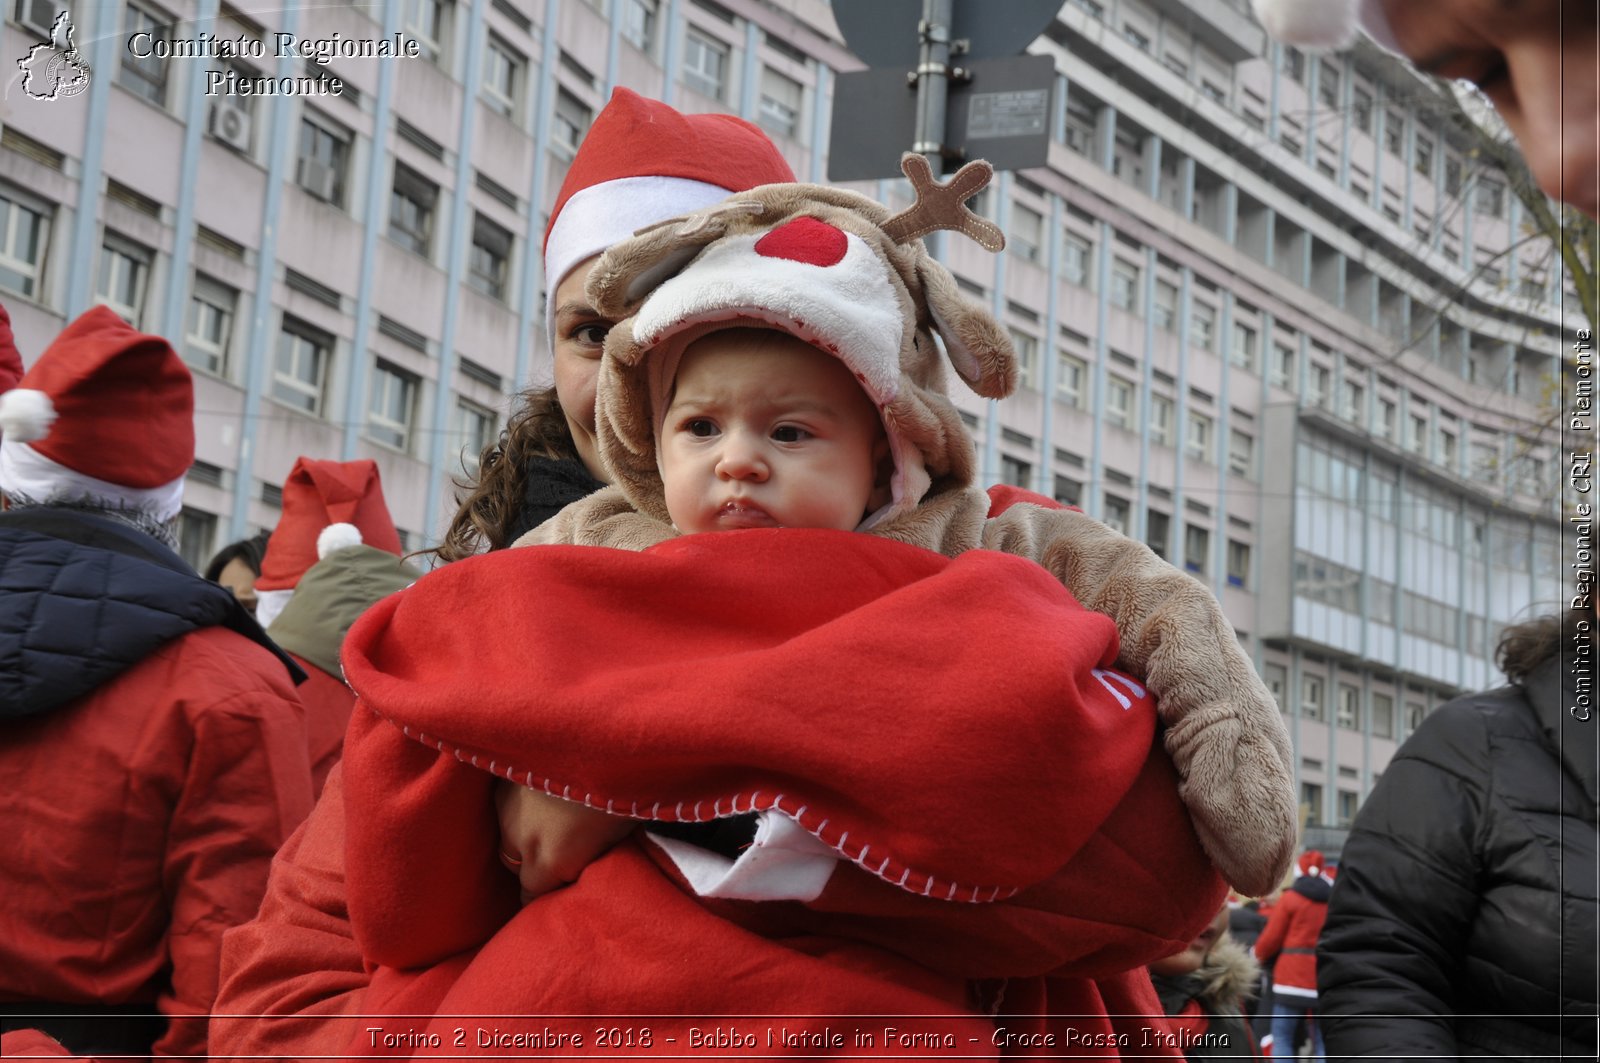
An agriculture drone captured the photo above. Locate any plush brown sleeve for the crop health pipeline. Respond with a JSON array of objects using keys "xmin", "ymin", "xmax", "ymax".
[
  {"xmin": 982, "ymin": 503, "xmax": 1296, "ymax": 897},
  {"xmin": 510, "ymin": 485, "xmax": 679, "ymax": 552}
]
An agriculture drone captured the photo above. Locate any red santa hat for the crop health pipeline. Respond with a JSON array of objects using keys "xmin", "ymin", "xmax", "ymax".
[
  {"xmin": 1250, "ymin": 0, "xmax": 1398, "ymax": 52},
  {"xmin": 542, "ymin": 87, "xmax": 795, "ymax": 340},
  {"xmin": 1295, "ymin": 849, "xmax": 1326, "ymax": 878},
  {"xmin": 257, "ymin": 458, "xmax": 402, "ymax": 597},
  {"xmin": 0, "ymin": 302, "xmax": 23, "ymax": 394},
  {"xmin": 0, "ymin": 306, "xmax": 193, "ymax": 521}
]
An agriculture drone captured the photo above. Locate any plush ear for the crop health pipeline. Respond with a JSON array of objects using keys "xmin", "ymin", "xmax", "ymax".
[
  {"xmin": 586, "ymin": 199, "xmax": 768, "ymax": 319},
  {"xmin": 914, "ymin": 255, "xmax": 1017, "ymax": 400}
]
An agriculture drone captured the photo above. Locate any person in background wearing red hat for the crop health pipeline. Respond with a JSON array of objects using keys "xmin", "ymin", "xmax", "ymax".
[
  {"xmin": 1250, "ymin": 2, "xmax": 1598, "ymax": 219},
  {"xmin": 0, "ymin": 308, "xmax": 314, "ymax": 1060},
  {"xmin": 210, "ymin": 87, "xmax": 802, "ymax": 1062},
  {"xmin": 256, "ymin": 457, "xmax": 420, "ymax": 794},
  {"xmin": 1253, "ymin": 850, "xmax": 1332, "ymax": 1060}
]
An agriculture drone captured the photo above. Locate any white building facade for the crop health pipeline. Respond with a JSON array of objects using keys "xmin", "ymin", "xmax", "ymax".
[{"xmin": 0, "ymin": 0, "xmax": 1568, "ymax": 842}]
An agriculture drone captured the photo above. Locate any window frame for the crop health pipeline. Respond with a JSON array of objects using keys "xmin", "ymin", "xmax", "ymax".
[
  {"xmin": 274, "ymin": 317, "xmax": 333, "ymax": 416},
  {"xmin": 184, "ymin": 273, "xmax": 238, "ymax": 377},
  {"xmin": 368, "ymin": 359, "xmax": 421, "ymax": 452},
  {"xmin": 682, "ymin": 27, "xmax": 731, "ymax": 101},
  {"xmin": 96, "ymin": 232, "xmax": 153, "ymax": 326},
  {"xmin": 120, "ymin": 1, "xmax": 172, "ymax": 106},
  {"xmin": 0, "ymin": 184, "xmax": 53, "ymax": 299},
  {"xmin": 388, "ymin": 163, "xmax": 439, "ymax": 258}
]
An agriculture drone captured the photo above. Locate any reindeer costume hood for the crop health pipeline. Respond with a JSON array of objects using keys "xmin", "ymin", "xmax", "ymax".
[
  {"xmin": 585, "ymin": 154, "xmax": 1008, "ymax": 532},
  {"xmin": 519, "ymin": 156, "xmax": 1298, "ymax": 898}
]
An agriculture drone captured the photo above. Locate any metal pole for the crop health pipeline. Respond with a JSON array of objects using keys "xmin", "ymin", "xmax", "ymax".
[{"xmin": 913, "ymin": 0, "xmax": 953, "ymax": 178}]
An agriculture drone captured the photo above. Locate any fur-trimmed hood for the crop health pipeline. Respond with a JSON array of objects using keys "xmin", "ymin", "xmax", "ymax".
[
  {"xmin": 1152, "ymin": 936, "xmax": 1260, "ymax": 1015},
  {"xmin": 585, "ymin": 155, "xmax": 1015, "ymax": 530}
]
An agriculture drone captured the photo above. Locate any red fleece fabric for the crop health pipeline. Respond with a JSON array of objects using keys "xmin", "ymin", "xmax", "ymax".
[{"xmin": 338, "ymin": 530, "xmax": 1222, "ymax": 1052}]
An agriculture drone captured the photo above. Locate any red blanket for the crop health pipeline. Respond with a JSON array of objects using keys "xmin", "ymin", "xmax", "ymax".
[{"xmin": 339, "ymin": 530, "xmax": 1222, "ymax": 1055}]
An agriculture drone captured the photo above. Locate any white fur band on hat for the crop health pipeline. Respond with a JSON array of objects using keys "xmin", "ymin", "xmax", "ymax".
[
  {"xmin": 0, "ymin": 436, "xmax": 184, "ymax": 522},
  {"xmin": 543, "ymin": 175, "xmax": 740, "ymax": 343},
  {"xmin": 1251, "ymin": 0, "xmax": 1398, "ymax": 53}
]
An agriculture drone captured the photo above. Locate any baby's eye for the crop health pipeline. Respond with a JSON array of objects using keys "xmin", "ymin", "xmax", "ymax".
[
  {"xmin": 569, "ymin": 321, "xmax": 611, "ymax": 346},
  {"xmin": 772, "ymin": 425, "xmax": 810, "ymax": 443},
  {"xmin": 686, "ymin": 418, "xmax": 718, "ymax": 437}
]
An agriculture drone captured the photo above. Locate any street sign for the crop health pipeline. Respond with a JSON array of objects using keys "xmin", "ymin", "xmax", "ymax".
[
  {"xmin": 828, "ymin": 54, "xmax": 1054, "ymax": 182},
  {"xmin": 831, "ymin": 0, "xmax": 1063, "ymax": 68}
]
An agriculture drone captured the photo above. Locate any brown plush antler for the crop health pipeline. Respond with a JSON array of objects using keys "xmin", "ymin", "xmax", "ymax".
[{"xmin": 882, "ymin": 154, "xmax": 1005, "ymax": 252}]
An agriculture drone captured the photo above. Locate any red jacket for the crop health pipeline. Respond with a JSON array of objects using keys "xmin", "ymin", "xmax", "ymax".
[
  {"xmin": 1253, "ymin": 875, "xmax": 1332, "ymax": 997},
  {"xmin": 288, "ymin": 653, "xmax": 356, "ymax": 796},
  {"xmin": 0, "ymin": 624, "xmax": 314, "ymax": 1056}
]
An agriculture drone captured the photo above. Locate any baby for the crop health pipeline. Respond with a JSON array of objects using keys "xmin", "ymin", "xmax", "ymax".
[{"xmin": 507, "ymin": 155, "xmax": 1298, "ymax": 903}]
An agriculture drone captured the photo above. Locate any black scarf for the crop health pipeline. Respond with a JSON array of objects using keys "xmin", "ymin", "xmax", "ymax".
[{"xmin": 506, "ymin": 455, "xmax": 605, "ymax": 543}]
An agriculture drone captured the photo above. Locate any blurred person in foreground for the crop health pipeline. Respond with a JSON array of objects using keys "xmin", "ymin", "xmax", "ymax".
[
  {"xmin": 0, "ymin": 309, "xmax": 313, "ymax": 1058},
  {"xmin": 1149, "ymin": 902, "xmax": 1260, "ymax": 1060},
  {"xmin": 1313, "ymin": 607, "xmax": 1597, "ymax": 1059}
]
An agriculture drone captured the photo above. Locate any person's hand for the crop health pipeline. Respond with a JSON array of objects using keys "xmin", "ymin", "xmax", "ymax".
[{"xmin": 493, "ymin": 779, "xmax": 636, "ymax": 902}]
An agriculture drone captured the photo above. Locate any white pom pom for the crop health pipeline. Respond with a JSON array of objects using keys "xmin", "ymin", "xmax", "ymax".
[
  {"xmin": 1251, "ymin": 0, "xmax": 1363, "ymax": 49},
  {"xmin": 317, "ymin": 522, "xmax": 364, "ymax": 558},
  {"xmin": 0, "ymin": 388, "xmax": 57, "ymax": 443}
]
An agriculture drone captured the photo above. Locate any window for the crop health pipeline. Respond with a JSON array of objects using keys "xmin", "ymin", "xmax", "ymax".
[
  {"xmin": 1150, "ymin": 393, "xmax": 1174, "ymax": 446},
  {"xmin": 185, "ymin": 274, "xmax": 237, "ymax": 376},
  {"xmin": 1414, "ymin": 133, "xmax": 1434, "ymax": 177},
  {"xmin": 758, "ymin": 67, "xmax": 803, "ymax": 140},
  {"xmin": 1264, "ymin": 663, "xmax": 1288, "ymax": 711},
  {"xmin": 274, "ymin": 319, "xmax": 331, "ymax": 415},
  {"xmin": 1190, "ymin": 301, "xmax": 1215, "ymax": 351},
  {"xmin": 553, "ymin": 89, "xmax": 593, "ymax": 157},
  {"xmin": 623, "ymin": 0, "xmax": 658, "ymax": 52},
  {"xmin": 1123, "ymin": 26, "xmax": 1150, "ymax": 52},
  {"xmin": 1228, "ymin": 429, "xmax": 1255, "ymax": 479},
  {"xmin": 121, "ymin": 2, "xmax": 170, "ymax": 105},
  {"xmin": 468, "ymin": 213, "xmax": 513, "ymax": 301},
  {"xmin": 482, "ymin": 34, "xmax": 524, "ymax": 118},
  {"xmin": 1054, "ymin": 474, "xmax": 1083, "ymax": 507},
  {"xmin": 1063, "ymin": 232, "xmax": 1092, "ymax": 287},
  {"xmin": 1226, "ymin": 539, "xmax": 1250, "ymax": 588},
  {"xmin": 1154, "ymin": 280, "xmax": 1178, "ymax": 332},
  {"xmin": 1283, "ymin": 47, "xmax": 1305, "ymax": 84},
  {"xmin": 0, "ymin": 186, "xmax": 51, "ymax": 298},
  {"xmin": 1103, "ymin": 492, "xmax": 1130, "ymax": 533},
  {"xmin": 405, "ymin": 0, "xmax": 448, "ymax": 65},
  {"xmin": 1445, "ymin": 154, "xmax": 1463, "ymax": 196},
  {"xmin": 1146, "ymin": 508, "xmax": 1171, "ymax": 559},
  {"xmin": 388, "ymin": 164, "xmax": 438, "ymax": 257},
  {"xmin": 1478, "ymin": 178, "xmax": 1505, "ymax": 217},
  {"xmin": 369, "ymin": 360, "xmax": 420, "ymax": 451},
  {"xmin": 1404, "ymin": 700, "xmax": 1426, "ymax": 734},
  {"xmin": 177, "ymin": 508, "xmax": 218, "ymax": 572},
  {"xmin": 1185, "ymin": 412, "xmax": 1213, "ymax": 462},
  {"xmin": 1378, "ymin": 397, "xmax": 1397, "ymax": 441},
  {"xmin": 1440, "ymin": 428, "xmax": 1458, "ymax": 468},
  {"xmin": 297, "ymin": 114, "xmax": 350, "ymax": 206},
  {"xmin": 1231, "ymin": 322, "xmax": 1258, "ymax": 370},
  {"xmin": 455, "ymin": 398, "xmax": 498, "ymax": 477},
  {"xmin": 1309, "ymin": 363, "xmax": 1332, "ymax": 409},
  {"xmin": 1110, "ymin": 258, "xmax": 1141, "ymax": 313},
  {"xmin": 683, "ymin": 29, "xmax": 730, "ymax": 100},
  {"xmin": 1342, "ymin": 379, "xmax": 1365, "ymax": 423},
  {"xmin": 1337, "ymin": 683, "xmax": 1361, "ymax": 730},
  {"xmin": 1352, "ymin": 86, "xmax": 1372, "ymax": 133},
  {"xmin": 1408, "ymin": 412, "xmax": 1429, "ymax": 456},
  {"xmin": 1301, "ymin": 674, "xmax": 1325, "ymax": 721},
  {"xmin": 1317, "ymin": 59, "xmax": 1340, "ymax": 108},
  {"xmin": 1009, "ymin": 203, "xmax": 1044, "ymax": 263},
  {"xmin": 1008, "ymin": 329, "xmax": 1038, "ymax": 388},
  {"xmin": 96, "ymin": 235, "xmax": 151, "ymax": 325},
  {"xmin": 999, "ymin": 454, "xmax": 1032, "ymax": 489},
  {"xmin": 1337, "ymin": 789, "xmax": 1359, "ymax": 827},
  {"xmin": 1372, "ymin": 692, "xmax": 1394, "ymax": 738},
  {"xmin": 1184, "ymin": 523, "xmax": 1209, "ymax": 575},
  {"xmin": 1102, "ymin": 375, "xmax": 1133, "ymax": 429},
  {"xmin": 1271, "ymin": 343, "xmax": 1295, "ymax": 389},
  {"xmin": 1384, "ymin": 109, "xmax": 1404, "ymax": 154},
  {"xmin": 1056, "ymin": 351, "xmax": 1087, "ymax": 408},
  {"xmin": 1302, "ymin": 782, "xmax": 1324, "ymax": 826}
]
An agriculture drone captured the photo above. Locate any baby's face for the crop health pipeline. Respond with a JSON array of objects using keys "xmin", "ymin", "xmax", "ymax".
[{"xmin": 658, "ymin": 328, "xmax": 889, "ymax": 534}]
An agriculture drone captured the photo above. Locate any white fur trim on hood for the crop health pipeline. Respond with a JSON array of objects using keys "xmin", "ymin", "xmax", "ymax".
[
  {"xmin": 255, "ymin": 588, "xmax": 293, "ymax": 630},
  {"xmin": 0, "ymin": 436, "xmax": 184, "ymax": 522}
]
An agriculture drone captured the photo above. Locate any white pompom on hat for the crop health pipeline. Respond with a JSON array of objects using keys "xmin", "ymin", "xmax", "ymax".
[
  {"xmin": 1251, "ymin": 0, "xmax": 1398, "ymax": 53},
  {"xmin": 316, "ymin": 521, "xmax": 364, "ymax": 558},
  {"xmin": 0, "ymin": 388, "xmax": 56, "ymax": 442}
]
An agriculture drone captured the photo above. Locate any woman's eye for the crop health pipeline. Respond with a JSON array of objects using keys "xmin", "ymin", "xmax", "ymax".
[
  {"xmin": 772, "ymin": 425, "xmax": 809, "ymax": 443},
  {"xmin": 570, "ymin": 321, "xmax": 611, "ymax": 346},
  {"xmin": 686, "ymin": 419, "xmax": 717, "ymax": 437}
]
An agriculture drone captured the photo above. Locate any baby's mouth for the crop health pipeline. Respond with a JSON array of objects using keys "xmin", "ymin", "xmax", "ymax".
[{"xmin": 716, "ymin": 500, "xmax": 777, "ymax": 527}]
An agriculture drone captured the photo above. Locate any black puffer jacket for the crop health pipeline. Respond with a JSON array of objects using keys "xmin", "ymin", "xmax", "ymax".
[{"xmin": 1316, "ymin": 656, "xmax": 1598, "ymax": 1060}]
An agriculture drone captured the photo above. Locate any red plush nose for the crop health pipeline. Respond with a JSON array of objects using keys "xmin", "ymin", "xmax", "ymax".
[{"xmin": 754, "ymin": 217, "xmax": 848, "ymax": 267}]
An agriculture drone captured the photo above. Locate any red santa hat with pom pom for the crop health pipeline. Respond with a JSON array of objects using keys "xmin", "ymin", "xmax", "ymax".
[
  {"xmin": 542, "ymin": 87, "xmax": 795, "ymax": 341},
  {"xmin": 255, "ymin": 457, "xmax": 402, "ymax": 626},
  {"xmin": 1250, "ymin": 0, "xmax": 1398, "ymax": 52},
  {"xmin": 0, "ymin": 306, "xmax": 193, "ymax": 521}
]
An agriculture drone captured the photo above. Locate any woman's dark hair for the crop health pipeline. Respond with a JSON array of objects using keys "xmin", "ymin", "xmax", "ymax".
[
  {"xmin": 203, "ymin": 529, "xmax": 270, "ymax": 582},
  {"xmin": 431, "ymin": 385, "xmax": 579, "ymax": 564},
  {"xmin": 1496, "ymin": 601, "xmax": 1596, "ymax": 681}
]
